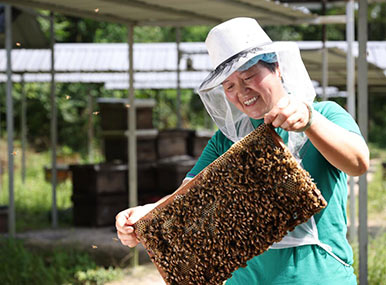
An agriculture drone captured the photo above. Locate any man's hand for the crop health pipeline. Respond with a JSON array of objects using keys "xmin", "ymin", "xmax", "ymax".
[
  {"xmin": 115, "ymin": 205, "xmax": 154, "ymax": 247},
  {"xmin": 264, "ymin": 96, "xmax": 310, "ymax": 132}
]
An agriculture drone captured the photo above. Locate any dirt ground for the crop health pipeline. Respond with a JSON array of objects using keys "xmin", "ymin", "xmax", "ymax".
[{"xmin": 107, "ymin": 263, "xmax": 165, "ymax": 285}]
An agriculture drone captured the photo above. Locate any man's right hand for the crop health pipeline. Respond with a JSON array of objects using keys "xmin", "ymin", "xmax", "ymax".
[{"xmin": 115, "ymin": 205, "xmax": 153, "ymax": 247}]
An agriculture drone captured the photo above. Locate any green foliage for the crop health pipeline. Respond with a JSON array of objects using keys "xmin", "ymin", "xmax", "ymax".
[
  {"xmin": 55, "ymin": 83, "xmax": 103, "ymax": 156},
  {"xmin": 0, "ymin": 238, "xmax": 55, "ymax": 284},
  {"xmin": 368, "ymin": 3, "xmax": 386, "ymax": 41},
  {"xmin": 180, "ymin": 26, "xmax": 212, "ymax": 42},
  {"xmin": 187, "ymin": 91, "xmax": 212, "ymax": 130},
  {"xmin": 38, "ymin": 14, "xmax": 128, "ymax": 43},
  {"xmin": 38, "ymin": 13, "xmax": 212, "ymax": 43},
  {"xmin": 0, "ymin": 81, "xmax": 104, "ymax": 155},
  {"xmin": 150, "ymin": 89, "xmax": 211, "ymax": 130},
  {"xmin": 0, "ymin": 238, "xmax": 123, "ymax": 285},
  {"xmin": 75, "ymin": 267, "xmax": 123, "ymax": 285},
  {"xmin": 134, "ymin": 26, "xmax": 176, "ymax": 42},
  {"xmin": 11, "ymin": 82, "xmax": 51, "ymax": 150},
  {"xmin": 0, "ymin": 146, "xmax": 73, "ymax": 231}
]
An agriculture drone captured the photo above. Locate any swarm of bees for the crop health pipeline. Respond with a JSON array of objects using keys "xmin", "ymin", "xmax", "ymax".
[{"xmin": 135, "ymin": 124, "xmax": 327, "ymax": 285}]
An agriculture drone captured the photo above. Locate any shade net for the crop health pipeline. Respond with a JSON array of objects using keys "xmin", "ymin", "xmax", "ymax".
[{"xmin": 134, "ymin": 124, "xmax": 327, "ymax": 285}]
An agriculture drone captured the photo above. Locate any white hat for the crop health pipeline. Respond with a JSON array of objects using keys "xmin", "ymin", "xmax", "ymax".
[
  {"xmin": 197, "ymin": 17, "xmax": 316, "ymax": 146},
  {"xmin": 199, "ymin": 18, "xmax": 276, "ymax": 92},
  {"xmin": 206, "ymin": 17, "xmax": 272, "ymax": 69}
]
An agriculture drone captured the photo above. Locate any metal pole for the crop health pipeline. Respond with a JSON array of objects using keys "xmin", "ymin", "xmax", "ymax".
[
  {"xmin": 5, "ymin": 4, "xmax": 15, "ymax": 237},
  {"xmin": 176, "ymin": 27, "xmax": 182, "ymax": 129},
  {"xmin": 156, "ymin": 89, "xmax": 161, "ymax": 128},
  {"xmin": 358, "ymin": 0, "xmax": 368, "ymax": 283},
  {"xmin": 321, "ymin": 0, "xmax": 328, "ymax": 101},
  {"xmin": 321, "ymin": 47, "xmax": 328, "ymax": 100},
  {"xmin": 346, "ymin": 0, "xmax": 356, "ymax": 119},
  {"xmin": 0, "ymin": 81, "xmax": 2, "ymax": 194},
  {"xmin": 346, "ymin": 0, "xmax": 356, "ymax": 243},
  {"xmin": 50, "ymin": 12, "xmax": 58, "ymax": 228},
  {"xmin": 21, "ymin": 75, "xmax": 27, "ymax": 184},
  {"xmin": 87, "ymin": 92, "xmax": 94, "ymax": 163},
  {"xmin": 128, "ymin": 24, "xmax": 138, "ymax": 267}
]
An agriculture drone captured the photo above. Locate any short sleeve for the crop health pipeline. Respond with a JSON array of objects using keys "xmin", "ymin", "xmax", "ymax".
[{"xmin": 314, "ymin": 101, "xmax": 362, "ymax": 136}]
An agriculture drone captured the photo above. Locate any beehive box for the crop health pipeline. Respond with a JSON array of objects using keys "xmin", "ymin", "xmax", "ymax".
[
  {"xmin": 156, "ymin": 155, "xmax": 197, "ymax": 194},
  {"xmin": 103, "ymin": 130, "xmax": 158, "ymax": 163},
  {"xmin": 98, "ymin": 98, "xmax": 155, "ymax": 130},
  {"xmin": 157, "ymin": 129, "xmax": 192, "ymax": 159},
  {"xmin": 44, "ymin": 164, "xmax": 72, "ymax": 184},
  {"xmin": 0, "ymin": 206, "xmax": 8, "ymax": 233},
  {"xmin": 188, "ymin": 130, "xmax": 214, "ymax": 158},
  {"xmin": 70, "ymin": 162, "xmax": 157, "ymax": 196},
  {"xmin": 138, "ymin": 162, "xmax": 158, "ymax": 193},
  {"xmin": 72, "ymin": 193, "xmax": 128, "ymax": 227},
  {"xmin": 70, "ymin": 163, "xmax": 128, "ymax": 195},
  {"xmin": 134, "ymin": 124, "xmax": 327, "ymax": 285}
]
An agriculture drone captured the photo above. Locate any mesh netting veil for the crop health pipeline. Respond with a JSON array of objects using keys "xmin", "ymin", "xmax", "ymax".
[
  {"xmin": 198, "ymin": 41, "xmax": 316, "ymax": 163},
  {"xmin": 198, "ymin": 41, "xmax": 319, "ymax": 249}
]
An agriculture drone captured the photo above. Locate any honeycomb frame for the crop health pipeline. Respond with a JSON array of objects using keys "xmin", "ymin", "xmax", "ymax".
[{"xmin": 134, "ymin": 124, "xmax": 327, "ymax": 285}]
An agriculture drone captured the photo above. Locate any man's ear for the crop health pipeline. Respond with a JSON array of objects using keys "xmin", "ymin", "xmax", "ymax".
[{"xmin": 275, "ymin": 63, "xmax": 283, "ymax": 82}]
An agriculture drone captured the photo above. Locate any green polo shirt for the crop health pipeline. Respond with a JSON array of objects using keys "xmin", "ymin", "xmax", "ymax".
[{"xmin": 186, "ymin": 101, "xmax": 362, "ymax": 284}]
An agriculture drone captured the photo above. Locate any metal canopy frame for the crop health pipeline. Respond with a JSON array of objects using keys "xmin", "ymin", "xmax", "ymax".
[
  {"xmin": 1, "ymin": 0, "xmax": 346, "ymax": 26},
  {"xmin": 2, "ymin": 0, "xmax": 370, "ymax": 282},
  {"xmin": 1, "ymin": 42, "xmax": 384, "ymax": 88}
]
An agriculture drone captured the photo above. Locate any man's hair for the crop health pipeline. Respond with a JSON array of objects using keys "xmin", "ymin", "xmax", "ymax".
[{"xmin": 259, "ymin": 61, "xmax": 277, "ymax": 73}]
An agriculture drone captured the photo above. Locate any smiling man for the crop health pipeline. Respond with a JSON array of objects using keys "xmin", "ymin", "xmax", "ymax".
[{"xmin": 116, "ymin": 17, "xmax": 369, "ymax": 284}]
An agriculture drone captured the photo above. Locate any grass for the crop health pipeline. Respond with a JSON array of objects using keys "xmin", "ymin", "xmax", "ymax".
[
  {"xmin": 348, "ymin": 145, "xmax": 386, "ymax": 284},
  {"xmin": 368, "ymin": 162, "xmax": 386, "ymax": 219},
  {"xmin": 0, "ymin": 237, "xmax": 123, "ymax": 285},
  {"xmin": 0, "ymin": 142, "xmax": 124, "ymax": 284},
  {"xmin": 0, "ymin": 149, "xmax": 73, "ymax": 231},
  {"xmin": 352, "ymin": 232, "xmax": 386, "ymax": 285},
  {"xmin": 368, "ymin": 145, "xmax": 386, "ymax": 220}
]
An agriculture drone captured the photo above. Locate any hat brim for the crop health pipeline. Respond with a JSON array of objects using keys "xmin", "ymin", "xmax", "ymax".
[{"xmin": 198, "ymin": 42, "xmax": 290, "ymax": 93}]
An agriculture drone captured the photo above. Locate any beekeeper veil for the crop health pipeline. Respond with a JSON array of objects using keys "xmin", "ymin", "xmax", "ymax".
[{"xmin": 198, "ymin": 17, "xmax": 316, "ymax": 163}]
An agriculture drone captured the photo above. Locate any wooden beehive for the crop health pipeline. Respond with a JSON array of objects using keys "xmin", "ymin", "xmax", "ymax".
[
  {"xmin": 157, "ymin": 155, "xmax": 197, "ymax": 194},
  {"xmin": 157, "ymin": 129, "xmax": 192, "ymax": 159},
  {"xmin": 98, "ymin": 98, "xmax": 155, "ymax": 130},
  {"xmin": 134, "ymin": 124, "xmax": 327, "ymax": 285},
  {"xmin": 103, "ymin": 130, "xmax": 158, "ymax": 163}
]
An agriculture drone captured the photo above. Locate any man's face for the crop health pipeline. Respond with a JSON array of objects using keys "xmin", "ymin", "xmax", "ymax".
[{"xmin": 222, "ymin": 62, "xmax": 286, "ymax": 119}]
